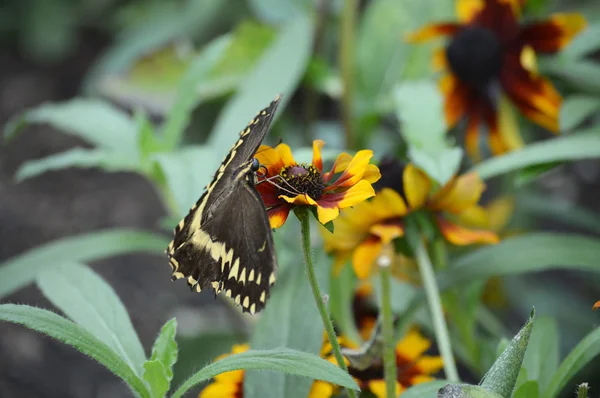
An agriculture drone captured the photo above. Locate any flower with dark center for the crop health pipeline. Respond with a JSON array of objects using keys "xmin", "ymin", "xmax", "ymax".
[
  {"xmin": 255, "ymin": 140, "xmax": 381, "ymax": 228},
  {"xmin": 408, "ymin": 0, "xmax": 586, "ymax": 161}
]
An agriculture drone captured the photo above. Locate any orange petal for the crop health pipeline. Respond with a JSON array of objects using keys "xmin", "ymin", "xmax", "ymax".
[
  {"xmin": 403, "ymin": 164, "xmax": 430, "ymax": 209},
  {"xmin": 497, "ymin": 95, "xmax": 525, "ymax": 152},
  {"xmin": 405, "ymin": 23, "xmax": 461, "ymax": 43},
  {"xmin": 312, "ymin": 139, "xmax": 325, "ymax": 172},
  {"xmin": 465, "ymin": 110, "xmax": 482, "ymax": 162},
  {"xmin": 436, "ymin": 216, "xmax": 500, "ymax": 245},
  {"xmin": 441, "ymin": 74, "xmax": 469, "ymax": 128},
  {"xmin": 372, "ymin": 188, "xmax": 409, "ymax": 217},
  {"xmin": 486, "ymin": 196, "xmax": 516, "ymax": 232},
  {"xmin": 396, "ymin": 329, "xmax": 431, "ymax": 361},
  {"xmin": 520, "ymin": 13, "xmax": 587, "ymax": 53},
  {"xmin": 255, "ymin": 145, "xmax": 287, "ymax": 175},
  {"xmin": 320, "ymin": 180, "xmax": 376, "ymax": 212},
  {"xmin": 362, "ymin": 163, "xmax": 382, "ymax": 184},
  {"xmin": 368, "ymin": 380, "xmax": 404, "ymax": 398},
  {"xmin": 485, "ymin": 106, "xmax": 511, "ymax": 156},
  {"xmin": 199, "ymin": 381, "xmax": 241, "ymax": 398},
  {"xmin": 409, "ymin": 374, "xmax": 437, "ymax": 385},
  {"xmin": 308, "ymin": 381, "xmax": 334, "ymax": 398},
  {"xmin": 275, "ymin": 142, "xmax": 297, "ymax": 166},
  {"xmin": 432, "ymin": 47, "xmax": 448, "ymax": 71},
  {"xmin": 327, "ymin": 150, "xmax": 374, "ymax": 190},
  {"xmin": 429, "ymin": 172, "xmax": 486, "ymax": 214},
  {"xmin": 268, "ymin": 205, "xmax": 291, "ymax": 229},
  {"xmin": 369, "ymin": 224, "xmax": 404, "ymax": 244},
  {"xmin": 414, "ymin": 356, "xmax": 444, "ymax": 375},
  {"xmin": 594, "ymin": 301, "xmax": 600, "ymax": 310},
  {"xmin": 352, "ymin": 238, "xmax": 382, "ymax": 279},
  {"xmin": 456, "ymin": 0, "xmax": 484, "ymax": 22},
  {"xmin": 456, "ymin": 205, "xmax": 490, "ymax": 228}
]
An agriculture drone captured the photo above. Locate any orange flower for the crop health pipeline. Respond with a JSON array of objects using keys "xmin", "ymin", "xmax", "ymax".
[
  {"xmin": 408, "ymin": 0, "xmax": 586, "ymax": 161},
  {"xmin": 199, "ymin": 343, "xmax": 334, "ymax": 398},
  {"xmin": 594, "ymin": 301, "xmax": 600, "ymax": 311},
  {"xmin": 323, "ymin": 161, "xmax": 499, "ymax": 279},
  {"xmin": 255, "ymin": 140, "xmax": 380, "ymax": 228}
]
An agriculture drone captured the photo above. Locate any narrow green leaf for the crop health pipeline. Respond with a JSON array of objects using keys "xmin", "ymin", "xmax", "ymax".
[
  {"xmin": 513, "ymin": 381, "xmax": 540, "ymax": 398},
  {"xmin": 559, "ymin": 95, "xmax": 600, "ymax": 131},
  {"xmin": 36, "ymin": 263, "xmax": 146, "ymax": 376},
  {"xmin": 480, "ymin": 310, "xmax": 535, "ymax": 396},
  {"xmin": 402, "ymin": 380, "xmax": 449, "ymax": 398},
  {"xmin": 329, "ymin": 262, "xmax": 362, "ymax": 345},
  {"xmin": 437, "ymin": 384, "xmax": 504, "ymax": 398},
  {"xmin": 207, "ymin": 14, "xmax": 314, "ymax": 161},
  {"xmin": 561, "ymin": 23, "xmax": 600, "ymax": 59},
  {"xmin": 521, "ymin": 316, "xmax": 558, "ymax": 392},
  {"xmin": 245, "ymin": 240, "xmax": 329, "ymax": 398},
  {"xmin": 161, "ymin": 36, "xmax": 231, "ymax": 149},
  {"xmin": 543, "ymin": 327, "xmax": 600, "ymax": 398},
  {"xmin": 473, "ymin": 132, "xmax": 600, "ymax": 180},
  {"xmin": 543, "ymin": 58, "xmax": 600, "ymax": 93},
  {"xmin": 440, "ymin": 233, "xmax": 600, "ymax": 288},
  {"xmin": 0, "ymin": 229, "xmax": 168, "ymax": 299},
  {"xmin": 173, "ymin": 348, "xmax": 359, "ymax": 398},
  {"xmin": 14, "ymin": 148, "xmax": 138, "ymax": 182},
  {"xmin": 4, "ymin": 99, "xmax": 137, "ymax": 152},
  {"xmin": 149, "ymin": 318, "xmax": 178, "ymax": 382},
  {"xmin": 248, "ymin": 0, "xmax": 308, "ymax": 24},
  {"xmin": 0, "ymin": 304, "xmax": 150, "ymax": 398},
  {"xmin": 143, "ymin": 360, "xmax": 170, "ymax": 398},
  {"xmin": 152, "ymin": 146, "xmax": 217, "ymax": 216}
]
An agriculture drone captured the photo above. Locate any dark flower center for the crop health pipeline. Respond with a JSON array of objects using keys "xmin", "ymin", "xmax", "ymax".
[
  {"xmin": 279, "ymin": 164, "xmax": 325, "ymax": 200},
  {"xmin": 446, "ymin": 27, "xmax": 503, "ymax": 89}
]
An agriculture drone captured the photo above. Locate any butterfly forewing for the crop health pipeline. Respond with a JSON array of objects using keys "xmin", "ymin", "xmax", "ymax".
[{"xmin": 166, "ymin": 95, "xmax": 281, "ymax": 314}]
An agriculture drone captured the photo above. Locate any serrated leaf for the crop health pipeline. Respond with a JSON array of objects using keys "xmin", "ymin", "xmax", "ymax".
[
  {"xmin": 207, "ymin": 15, "xmax": 314, "ymax": 161},
  {"xmin": 0, "ymin": 229, "xmax": 168, "ymax": 299},
  {"xmin": 4, "ymin": 99, "xmax": 137, "ymax": 152},
  {"xmin": 559, "ymin": 95, "xmax": 600, "ymax": 132},
  {"xmin": 473, "ymin": 131, "xmax": 600, "ymax": 180},
  {"xmin": 0, "ymin": 304, "xmax": 150, "ymax": 398},
  {"xmin": 14, "ymin": 148, "xmax": 139, "ymax": 182},
  {"xmin": 143, "ymin": 360, "xmax": 170, "ymax": 398},
  {"xmin": 150, "ymin": 319, "xmax": 178, "ymax": 382},
  {"xmin": 480, "ymin": 310, "xmax": 535, "ymax": 396},
  {"xmin": 543, "ymin": 327, "xmax": 600, "ymax": 398},
  {"xmin": 172, "ymin": 348, "xmax": 360, "ymax": 398},
  {"xmin": 245, "ymin": 241, "xmax": 329, "ymax": 398},
  {"xmin": 37, "ymin": 263, "xmax": 146, "ymax": 376}
]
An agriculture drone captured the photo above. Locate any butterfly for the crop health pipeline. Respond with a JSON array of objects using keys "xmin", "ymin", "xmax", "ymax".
[{"xmin": 166, "ymin": 95, "xmax": 282, "ymax": 314}]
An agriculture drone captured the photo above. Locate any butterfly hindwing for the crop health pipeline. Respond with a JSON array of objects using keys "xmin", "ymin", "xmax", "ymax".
[{"xmin": 167, "ymin": 95, "xmax": 281, "ymax": 314}]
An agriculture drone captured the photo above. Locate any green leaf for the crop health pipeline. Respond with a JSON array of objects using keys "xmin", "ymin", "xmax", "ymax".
[
  {"xmin": 248, "ymin": 0, "xmax": 309, "ymax": 24},
  {"xmin": 559, "ymin": 95, "xmax": 600, "ymax": 132},
  {"xmin": 149, "ymin": 319, "xmax": 178, "ymax": 382},
  {"xmin": 473, "ymin": 131, "xmax": 600, "ymax": 180},
  {"xmin": 207, "ymin": 14, "xmax": 314, "ymax": 161},
  {"xmin": 440, "ymin": 233, "xmax": 600, "ymax": 288},
  {"xmin": 4, "ymin": 99, "xmax": 137, "ymax": 153},
  {"xmin": 245, "ymin": 242, "xmax": 329, "ymax": 398},
  {"xmin": 561, "ymin": 23, "xmax": 600, "ymax": 61},
  {"xmin": 437, "ymin": 384, "xmax": 504, "ymax": 398},
  {"xmin": 408, "ymin": 146, "xmax": 463, "ymax": 186},
  {"xmin": 513, "ymin": 381, "xmax": 540, "ymax": 398},
  {"xmin": 480, "ymin": 310, "xmax": 535, "ymax": 396},
  {"xmin": 36, "ymin": 263, "xmax": 146, "ymax": 376},
  {"xmin": 173, "ymin": 348, "xmax": 359, "ymax": 398},
  {"xmin": 161, "ymin": 36, "xmax": 231, "ymax": 149},
  {"xmin": 543, "ymin": 327, "xmax": 600, "ymax": 398},
  {"xmin": 152, "ymin": 145, "xmax": 217, "ymax": 216},
  {"xmin": 402, "ymin": 380, "xmax": 450, "ymax": 398},
  {"xmin": 542, "ymin": 58, "xmax": 600, "ymax": 93},
  {"xmin": 0, "ymin": 304, "xmax": 150, "ymax": 398},
  {"xmin": 14, "ymin": 148, "xmax": 139, "ymax": 182},
  {"xmin": 143, "ymin": 360, "xmax": 170, "ymax": 398},
  {"xmin": 0, "ymin": 229, "xmax": 168, "ymax": 299},
  {"xmin": 329, "ymin": 262, "xmax": 362, "ymax": 345},
  {"xmin": 521, "ymin": 316, "xmax": 558, "ymax": 392},
  {"xmin": 515, "ymin": 162, "xmax": 561, "ymax": 187}
]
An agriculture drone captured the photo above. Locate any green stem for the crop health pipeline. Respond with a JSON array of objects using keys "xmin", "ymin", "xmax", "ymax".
[
  {"xmin": 339, "ymin": 0, "xmax": 357, "ymax": 149},
  {"xmin": 378, "ymin": 252, "xmax": 398, "ymax": 398},
  {"xmin": 577, "ymin": 383, "xmax": 590, "ymax": 398},
  {"xmin": 296, "ymin": 208, "xmax": 356, "ymax": 398},
  {"xmin": 415, "ymin": 238, "xmax": 459, "ymax": 382}
]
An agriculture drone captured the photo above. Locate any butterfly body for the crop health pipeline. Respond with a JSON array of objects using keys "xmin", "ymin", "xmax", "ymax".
[{"xmin": 167, "ymin": 96, "xmax": 281, "ymax": 314}]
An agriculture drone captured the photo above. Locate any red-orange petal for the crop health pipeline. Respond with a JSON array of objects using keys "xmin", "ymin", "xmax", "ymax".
[
  {"xmin": 519, "ymin": 13, "xmax": 587, "ymax": 54},
  {"xmin": 312, "ymin": 140, "xmax": 325, "ymax": 172},
  {"xmin": 320, "ymin": 180, "xmax": 376, "ymax": 210},
  {"xmin": 594, "ymin": 301, "xmax": 600, "ymax": 310},
  {"xmin": 268, "ymin": 205, "xmax": 291, "ymax": 229},
  {"xmin": 465, "ymin": 108, "xmax": 482, "ymax": 162},
  {"xmin": 436, "ymin": 216, "xmax": 500, "ymax": 245},
  {"xmin": 440, "ymin": 74, "xmax": 469, "ymax": 128},
  {"xmin": 405, "ymin": 23, "xmax": 461, "ymax": 43},
  {"xmin": 327, "ymin": 150, "xmax": 374, "ymax": 190},
  {"xmin": 280, "ymin": 193, "xmax": 318, "ymax": 206}
]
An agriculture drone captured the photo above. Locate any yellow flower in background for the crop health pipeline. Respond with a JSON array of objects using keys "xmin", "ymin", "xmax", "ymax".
[
  {"xmin": 198, "ymin": 343, "xmax": 335, "ymax": 398},
  {"xmin": 256, "ymin": 140, "xmax": 380, "ymax": 228},
  {"xmin": 323, "ymin": 161, "xmax": 499, "ymax": 280},
  {"xmin": 408, "ymin": 0, "xmax": 586, "ymax": 161}
]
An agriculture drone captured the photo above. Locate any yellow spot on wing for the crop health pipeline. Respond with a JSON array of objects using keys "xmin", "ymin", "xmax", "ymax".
[
  {"xmin": 239, "ymin": 268, "xmax": 246, "ymax": 284},
  {"xmin": 172, "ymin": 272, "xmax": 184, "ymax": 280},
  {"xmin": 256, "ymin": 273, "xmax": 262, "ymax": 285},
  {"xmin": 269, "ymin": 273, "xmax": 276, "ymax": 285},
  {"xmin": 248, "ymin": 269, "xmax": 255, "ymax": 282},
  {"xmin": 226, "ymin": 289, "xmax": 232, "ymax": 298},
  {"xmin": 260, "ymin": 291, "xmax": 266, "ymax": 303},
  {"xmin": 250, "ymin": 304, "xmax": 256, "ymax": 314},
  {"xmin": 235, "ymin": 295, "xmax": 241, "ymax": 305},
  {"xmin": 229, "ymin": 258, "xmax": 240, "ymax": 280},
  {"xmin": 242, "ymin": 296, "xmax": 250, "ymax": 308},
  {"xmin": 258, "ymin": 240, "xmax": 267, "ymax": 252}
]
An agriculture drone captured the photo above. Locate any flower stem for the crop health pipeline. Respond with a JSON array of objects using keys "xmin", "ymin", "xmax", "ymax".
[
  {"xmin": 378, "ymin": 247, "xmax": 397, "ymax": 398},
  {"xmin": 339, "ymin": 0, "xmax": 357, "ymax": 148},
  {"xmin": 415, "ymin": 238, "xmax": 459, "ymax": 382},
  {"xmin": 296, "ymin": 208, "xmax": 356, "ymax": 398}
]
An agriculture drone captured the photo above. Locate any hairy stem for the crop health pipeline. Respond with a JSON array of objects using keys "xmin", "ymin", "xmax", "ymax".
[{"xmin": 378, "ymin": 247, "xmax": 398, "ymax": 397}]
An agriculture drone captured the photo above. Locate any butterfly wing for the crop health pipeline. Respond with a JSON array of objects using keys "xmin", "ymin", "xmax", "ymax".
[
  {"xmin": 166, "ymin": 95, "xmax": 282, "ymax": 313},
  {"xmin": 168, "ymin": 174, "xmax": 277, "ymax": 314}
]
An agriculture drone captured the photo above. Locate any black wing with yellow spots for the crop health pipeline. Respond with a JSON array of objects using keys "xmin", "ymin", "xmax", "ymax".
[{"xmin": 166, "ymin": 95, "xmax": 281, "ymax": 314}]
